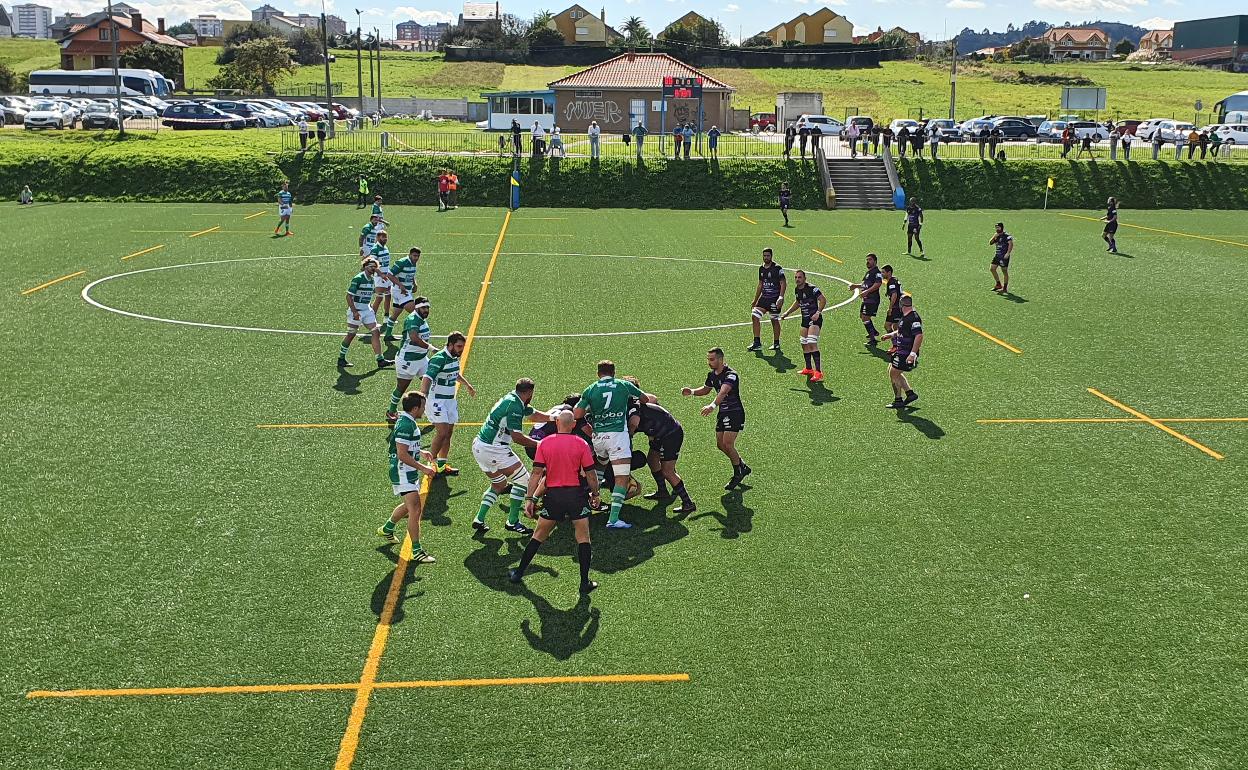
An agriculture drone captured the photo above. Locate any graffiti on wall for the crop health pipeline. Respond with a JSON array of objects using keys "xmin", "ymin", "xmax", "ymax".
[{"xmin": 563, "ymin": 99, "xmax": 624, "ymax": 126}]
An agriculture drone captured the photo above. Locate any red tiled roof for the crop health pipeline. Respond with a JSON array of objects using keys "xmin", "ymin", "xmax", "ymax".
[
  {"xmin": 60, "ymin": 15, "xmax": 187, "ymax": 47},
  {"xmin": 1041, "ymin": 27, "xmax": 1107, "ymax": 45},
  {"xmin": 548, "ymin": 52, "xmax": 732, "ymax": 91}
]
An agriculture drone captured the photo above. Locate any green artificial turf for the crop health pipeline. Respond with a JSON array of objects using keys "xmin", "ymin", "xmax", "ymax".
[{"xmin": 2, "ymin": 201, "xmax": 1246, "ymax": 769}]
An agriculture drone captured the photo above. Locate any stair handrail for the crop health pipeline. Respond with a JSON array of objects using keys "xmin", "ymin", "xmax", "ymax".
[
  {"xmin": 880, "ymin": 144, "xmax": 900, "ymax": 195},
  {"xmin": 815, "ymin": 142, "xmax": 835, "ymax": 209}
]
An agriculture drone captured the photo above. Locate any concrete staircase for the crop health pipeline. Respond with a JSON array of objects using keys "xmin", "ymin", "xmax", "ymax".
[{"xmin": 824, "ymin": 157, "xmax": 894, "ymax": 209}]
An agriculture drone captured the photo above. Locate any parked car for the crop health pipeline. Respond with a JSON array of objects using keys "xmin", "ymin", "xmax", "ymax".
[
  {"xmin": 1114, "ymin": 119, "xmax": 1142, "ymax": 136},
  {"xmin": 1067, "ymin": 121, "xmax": 1110, "ymax": 141},
  {"xmin": 81, "ymin": 103, "xmax": 123, "ymax": 129},
  {"xmin": 119, "ymin": 99, "xmax": 158, "ymax": 118},
  {"xmin": 249, "ymin": 99, "xmax": 306, "ymax": 121},
  {"xmin": 161, "ymin": 103, "xmax": 249, "ymax": 130},
  {"xmin": 888, "ymin": 118, "xmax": 920, "ymax": 135},
  {"xmin": 317, "ymin": 102, "xmax": 359, "ymax": 120},
  {"xmin": 1156, "ymin": 120, "xmax": 1195, "ymax": 143},
  {"xmin": 1134, "ymin": 119, "xmax": 1165, "ymax": 142},
  {"xmin": 959, "ymin": 119, "xmax": 994, "ymax": 139},
  {"xmin": 292, "ymin": 102, "xmax": 326, "ymax": 120},
  {"xmin": 1210, "ymin": 123, "xmax": 1248, "ymax": 145},
  {"xmin": 24, "ymin": 100, "xmax": 72, "ymax": 129},
  {"xmin": 52, "ymin": 99, "xmax": 82, "ymax": 124},
  {"xmin": 992, "ymin": 115, "xmax": 1030, "ymax": 125},
  {"xmin": 0, "ymin": 96, "xmax": 29, "ymax": 124},
  {"xmin": 990, "ymin": 118, "xmax": 1038, "ymax": 139},
  {"xmin": 924, "ymin": 118, "xmax": 959, "ymax": 142},
  {"xmin": 207, "ymin": 100, "xmax": 266, "ymax": 127},
  {"xmin": 792, "ymin": 114, "xmax": 844, "ymax": 134},
  {"xmin": 1035, "ymin": 120, "xmax": 1068, "ymax": 143},
  {"xmin": 1025, "ymin": 115, "xmax": 1047, "ymax": 127},
  {"xmin": 845, "ymin": 115, "xmax": 874, "ymax": 132},
  {"xmin": 749, "ymin": 112, "xmax": 776, "ymax": 132}
]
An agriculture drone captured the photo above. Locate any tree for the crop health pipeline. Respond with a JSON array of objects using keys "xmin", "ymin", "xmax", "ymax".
[
  {"xmin": 118, "ymin": 43, "xmax": 184, "ymax": 84},
  {"xmin": 0, "ymin": 62, "xmax": 18, "ymax": 94},
  {"xmin": 526, "ymin": 10, "xmax": 564, "ymax": 47},
  {"xmin": 207, "ymin": 37, "xmax": 297, "ymax": 96},
  {"xmin": 1114, "ymin": 38, "xmax": 1135, "ymax": 56},
  {"xmin": 287, "ymin": 27, "xmax": 325, "ymax": 65},
  {"xmin": 622, "ymin": 16, "xmax": 650, "ymax": 44},
  {"xmin": 742, "ymin": 34, "xmax": 772, "ymax": 48},
  {"xmin": 690, "ymin": 18, "xmax": 727, "ymax": 47},
  {"xmin": 662, "ymin": 24, "xmax": 695, "ymax": 46},
  {"xmin": 878, "ymin": 29, "xmax": 918, "ymax": 57},
  {"xmin": 216, "ymin": 22, "xmax": 282, "ymax": 64},
  {"xmin": 166, "ymin": 21, "xmax": 195, "ymax": 37}
]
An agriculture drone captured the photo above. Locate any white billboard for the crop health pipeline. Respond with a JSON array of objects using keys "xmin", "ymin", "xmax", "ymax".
[{"xmin": 1061, "ymin": 87, "xmax": 1107, "ymax": 111}]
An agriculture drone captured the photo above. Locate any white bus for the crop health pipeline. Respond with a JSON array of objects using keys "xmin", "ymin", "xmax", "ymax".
[{"xmin": 28, "ymin": 68, "xmax": 173, "ymax": 98}]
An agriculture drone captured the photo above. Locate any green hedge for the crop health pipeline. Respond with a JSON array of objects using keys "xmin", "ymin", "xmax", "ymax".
[{"xmin": 897, "ymin": 158, "xmax": 1248, "ymax": 210}]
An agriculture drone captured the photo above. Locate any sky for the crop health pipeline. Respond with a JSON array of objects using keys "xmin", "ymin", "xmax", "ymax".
[{"xmin": 49, "ymin": 0, "xmax": 1243, "ymax": 43}]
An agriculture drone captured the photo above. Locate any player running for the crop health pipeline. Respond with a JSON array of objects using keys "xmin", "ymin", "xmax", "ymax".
[
  {"xmin": 369, "ymin": 230, "xmax": 393, "ymax": 323},
  {"xmin": 386, "ymin": 296, "xmax": 432, "ymax": 422},
  {"xmin": 382, "ymin": 247, "xmax": 420, "ymax": 342},
  {"xmin": 470, "ymin": 378, "xmax": 554, "ymax": 535},
  {"xmin": 904, "ymin": 200, "xmax": 924, "ymax": 257},
  {"xmin": 748, "ymin": 248, "xmax": 787, "ymax": 352},
  {"xmin": 359, "ymin": 214, "xmax": 384, "ymax": 257},
  {"xmin": 781, "ymin": 269, "xmax": 827, "ymax": 382},
  {"xmin": 337, "ymin": 257, "xmax": 394, "ymax": 369},
  {"xmin": 682, "ymin": 347, "xmax": 750, "ymax": 491},
  {"xmin": 375, "ymin": 390, "xmax": 438, "ymax": 563},
  {"xmin": 855, "ymin": 253, "xmax": 884, "ymax": 346},
  {"xmin": 990, "ymin": 222, "xmax": 1014, "ymax": 293},
  {"xmin": 275, "ymin": 181, "xmax": 294, "ymax": 236},
  {"xmin": 779, "ymin": 183, "xmax": 792, "ymax": 227},
  {"xmin": 420, "ymin": 332, "xmax": 476, "ymax": 476},
  {"xmin": 573, "ymin": 361, "xmax": 653, "ymax": 530},
  {"xmin": 882, "ymin": 264, "xmax": 903, "ymax": 335},
  {"xmin": 881, "ymin": 295, "xmax": 923, "ymax": 409},
  {"xmin": 1102, "ymin": 197, "xmax": 1119, "ymax": 254}
]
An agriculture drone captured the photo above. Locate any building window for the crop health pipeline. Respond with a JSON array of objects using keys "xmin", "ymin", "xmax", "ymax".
[
  {"xmin": 574, "ymin": 90, "xmax": 601, "ymax": 98},
  {"xmin": 576, "ymin": 27, "xmax": 589, "ymax": 36},
  {"xmin": 823, "ymin": 29, "xmax": 837, "ymax": 41}
]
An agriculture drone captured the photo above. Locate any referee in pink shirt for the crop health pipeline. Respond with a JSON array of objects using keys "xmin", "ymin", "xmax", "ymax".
[{"xmin": 509, "ymin": 411, "xmax": 602, "ymax": 594}]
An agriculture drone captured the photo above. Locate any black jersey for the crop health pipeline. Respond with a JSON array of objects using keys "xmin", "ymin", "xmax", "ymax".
[
  {"xmin": 861, "ymin": 267, "xmax": 883, "ymax": 299},
  {"xmin": 758, "ymin": 263, "xmax": 784, "ymax": 298},
  {"xmin": 629, "ymin": 399, "xmax": 681, "ymax": 440},
  {"xmin": 885, "ymin": 276, "xmax": 902, "ymax": 306},
  {"xmin": 895, "ymin": 311, "xmax": 923, "ymax": 353},
  {"xmin": 796, "ymin": 283, "xmax": 823, "ymax": 317},
  {"xmin": 1106, "ymin": 205, "xmax": 1117, "ymax": 223},
  {"xmin": 906, "ymin": 205, "xmax": 923, "ymax": 227},
  {"xmin": 779, "ymin": 189, "xmax": 792, "ymax": 208},
  {"xmin": 993, "ymin": 232, "xmax": 1013, "ymax": 259},
  {"xmin": 705, "ymin": 366, "xmax": 744, "ymax": 412}
]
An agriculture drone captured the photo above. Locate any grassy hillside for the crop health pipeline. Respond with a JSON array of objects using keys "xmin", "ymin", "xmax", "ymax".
[{"xmin": 0, "ymin": 38, "xmax": 58, "ymax": 74}]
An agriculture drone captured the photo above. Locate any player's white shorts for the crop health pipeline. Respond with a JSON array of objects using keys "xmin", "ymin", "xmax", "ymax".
[
  {"xmin": 373, "ymin": 269, "xmax": 391, "ymax": 291},
  {"xmin": 427, "ymin": 398, "xmax": 459, "ymax": 425},
  {"xmin": 391, "ymin": 285, "xmax": 413, "ymax": 306},
  {"xmin": 361, "ymin": 244, "xmax": 375, "ymax": 257},
  {"xmin": 392, "ymin": 480, "xmax": 421, "ymax": 496},
  {"xmin": 278, "ymin": 205, "xmax": 292, "ymax": 218},
  {"xmin": 472, "ymin": 438, "xmax": 521, "ymax": 474},
  {"xmin": 592, "ymin": 430, "xmax": 632, "ymax": 463},
  {"xmin": 396, "ymin": 355, "xmax": 428, "ymax": 381},
  {"xmin": 347, "ymin": 304, "xmax": 378, "ymax": 329}
]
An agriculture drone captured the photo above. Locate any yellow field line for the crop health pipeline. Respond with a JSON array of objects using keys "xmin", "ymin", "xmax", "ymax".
[
  {"xmin": 121, "ymin": 245, "xmax": 164, "ymax": 261},
  {"xmin": 739, "ymin": 215, "xmax": 757, "ymax": 224},
  {"xmin": 812, "ymin": 248, "xmax": 843, "ymax": 264},
  {"xmin": 373, "ymin": 673, "xmax": 691, "ymax": 690},
  {"xmin": 948, "ymin": 316, "xmax": 1022, "ymax": 354},
  {"xmin": 773, "ymin": 230, "xmax": 797, "ymax": 243},
  {"xmin": 20, "ymin": 270, "xmax": 86, "ymax": 296},
  {"xmin": 980, "ymin": 417, "xmax": 1248, "ymax": 425},
  {"xmin": 188, "ymin": 226, "xmax": 221, "ymax": 238},
  {"xmin": 459, "ymin": 210, "xmax": 510, "ymax": 373},
  {"xmin": 1057, "ymin": 213, "xmax": 1248, "ymax": 249},
  {"xmin": 1087, "ymin": 388, "xmax": 1224, "ymax": 460},
  {"xmin": 256, "ymin": 421, "xmax": 487, "ymax": 429},
  {"xmin": 333, "ymin": 472, "xmax": 432, "ymax": 770},
  {"xmin": 243, "ymin": 211, "xmax": 267, "ymax": 220},
  {"xmin": 28, "ymin": 682, "xmax": 360, "ymax": 699}
]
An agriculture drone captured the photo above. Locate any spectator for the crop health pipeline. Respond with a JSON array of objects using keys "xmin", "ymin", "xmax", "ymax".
[
  {"xmin": 847, "ymin": 121, "xmax": 860, "ymax": 158},
  {"xmin": 1151, "ymin": 130, "xmax": 1163, "ymax": 160},
  {"xmin": 622, "ymin": 130, "xmax": 631, "ymax": 150},
  {"xmin": 882, "ymin": 126, "xmax": 894, "ymax": 154},
  {"xmin": 19, "ymin": 185, "xmax": 33, "ymax": 205},
  {"xmin": 1209, "ymin": 129, "xmax": 1222, "ymax": 161},
  {"xmin": 1197, "ymin": 129, "xmax": 1209, "ymax": 159},
  {"xmin": 497, "ymin": 134, "xmax": 506, "ymax": 155},
  {"xmin": 897, "ymin": 126, "xmax": 910, "ymax": 158},
  {"xmin": 1109, "ymin": 127, "xmax": 1119, "ymax": 160},
  {"xmin": 911, "ymin": 126, "xmax": 924, "ymax": 157},
  {"xmin": 976, "ymin": 127, "xmax": 988, "ymax": 160},
  {"xmin": 683, "ymin": 124, "xmax": 695, "ymax": 159},
  {"xmin": 297, "ymin": 117, "xmax": 309, "ymax": 151},
  {"xmin": 708, "ymin": 125, "xmax": 721, "ymax": 159},
  {"xmin": 928, "ymin": 121, "xmax": 940, "ymax": 159},
  {"xmin": 588, "ymin": 120, "xmax": 601, "ymax": 159},
  {"xmin": 1120, "ymin": 129, "xmax": 1132, "ymax": 161},
  {"xmin": 871, "ymin": 124, "xmax": 882, "ymax": 153},
  {"xmin": 549, "ymin": 126, "xmax": 564, "ymax": 158},
  {"xmin": 798, "ymin": 124, "xmax": 810, "ymax": 158},
  {"xmin": 811, "ymin": 125, "xmax": 823, "ymax": 155},
  {"xmin": 436, "ymin": 170, "xmax": 451, "ymax": 211},
  {"xmin": 1187, "ymin": 128, "xmax": 1200, "ymax": 159},
  {"xmin": 448, "ymin": 170, "xmax": 460, "ymax": 208},
  {"xmin": 988, "ymin": 127, "xmax": 1003, "ymax": 159},
  {"xmin": 511, "ymin": 119, "xmax": 523, "ymax": 155},
  {"xmin": 531, "ymin": 121, "xmax": 546, "ymax": 157},
  {"xmin": 673, "ymin": 124, "xmax": 684, "ymax": 158},
  {"xmin": 315, "ymin": 116, "xmax": 327, "ymax": 151},
  {"xmin": 1175, "ymin": 129, "xmax": 1186, "ymax": 160},
  {"xmin": 784, "ymin": 123, "xmax": 796, "ymax": 159},
  {"xmin": 1060, "ymin": 126, "xmax": 1074, "ymax": 159},
  {"xmin": 632, "ymin": 122, "xmax": 647, "ymax": 158},
  {"xmin": 1076, "ymin": 133, "xmax": 1094, "ymax": 159}
]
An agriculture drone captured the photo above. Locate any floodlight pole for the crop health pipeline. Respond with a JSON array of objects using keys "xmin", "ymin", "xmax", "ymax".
[
  {"xmin": 356, "ymin": 10, "xmax": 363, "ymax": 116},
  {"xmin": 108, "ymin": 0, "xmax": 124, "ymax": 137},
  {"xmin": 374, "ymin": 27, "xmax": 382, "ymax": 116},
  {"xmin": 321, "ymin": 13, "xmax": 334, "ymax": 137},
  {"xmin": 948, "ymin": 35, "xmax": 958, "ymax": 121}
]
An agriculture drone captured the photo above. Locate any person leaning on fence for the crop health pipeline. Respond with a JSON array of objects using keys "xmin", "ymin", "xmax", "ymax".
[
  {"xmin": 784, "ymin": 124, "xmax": 796, "ymax": 158},
  {"xmin": 511, "ymin": 119, "xmax": 523, "ymax": 155},
  {"xmin": 911, "ymin": 126, "xmax": 924, "ymax": 157},
  {"xmin": 531, "ymin": 121, "xmax": 546, "ymax": 157},
  {"xmin": 316, "ymin": 117, "xmax": 328, "ymax": 151},
  {"xmin": 683, "ymin": 124, "xmax": 694, "ymax": 159},
  {"xmin": 798, "ymin": 124, "xmax": 810, "ymax": 158},
  {"xmin": 1109, "ymin": 127, "xmax": 1119, "ymax": 160},
  {"xmin": 1187, "ymin": 129, "xmax": 1200, "ymax": 159},
  {"xmin": 987, "ymin": 127, "xmax": 1002, "ymax": 159},
  {"xmin": 1120, "ymin": 129, "xmax": 1132, "ymax": 161},
  {"xmin": 1197, "ymin": 130, "xmax": 1209, "ymax": 159},
  {"xmin": 1060, "ymin": 126, "xmax": 1074, "ymax": 159},
  {"xmin": 1209, "ymin": 130, "xmax": 1222, "ymax": 161},
  {"xmin": 549, "ymin": 126, "xmax": 564, "ymax": 158},
  {"xmin": 928, "ymin": 122, "xmax": 940, "ymax": 159},
  {"xmin": 632, "ymin": 122, "xmax": 647, "ymax": 158},
  {"xmin": 673, "ymin": 124, "xmax": 684, "ymax": 159},
  {"xmin": 1076, "ymin": 133, "xmax": 1094, "ymax": 159},
  {"xmin": 1174, "ymin": 129, "xmax": 1186, "ymax": 160},
  {"xmin": 1151, "ymin": 130, "xmax": 1163, "ymax": 160},
  {"xmin": 297, "ymin": 117, "xmax": 309, "ymax": 151},
  {"xmin": 897, "ymin": 126, "xmax": 910, "ymax": 158},
  {"xmin": 588, "ymin": 120, "xmax": 601, "ymax": 159},
  {"xmin": 708, "ymin": 125, "xmax": 721, "ymax": 159}
]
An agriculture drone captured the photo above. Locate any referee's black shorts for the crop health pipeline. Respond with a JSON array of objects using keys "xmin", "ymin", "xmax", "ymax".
[{"xmin": 540, "ymin": 486, "xmax": 589, "ymax": 522}]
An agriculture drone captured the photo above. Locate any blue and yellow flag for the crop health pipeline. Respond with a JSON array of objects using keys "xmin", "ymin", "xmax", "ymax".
[{"xmin": 510, "ymin": 167, "xmax": 521, "ymax": 210}]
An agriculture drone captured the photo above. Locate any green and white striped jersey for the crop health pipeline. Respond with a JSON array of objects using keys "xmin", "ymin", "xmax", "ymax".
[
  {"xmin": 369, "ymin": 242, "xmax": 391, "ymax": 270},
  {"xmin": 347, "ymin": 271, "xmax": 374, "ymax": 305},
  {"xmin": 477, "ymin": 391, "xmax": 534, "ymax": 445},
  {"xmin": 388, "ymin": 412, "xmax": 422, "ymax": 485},
  {"xmin": 577, "ymin": 377, "xmax": 644, "ymax": 433},
  {"xmin": 400, "ymin": 314, "xmax": 431, "ymax": 362},
  {"xmin": 424, "ymin": 348, "xmax": 460, "ymax": 399},
  {"xmin": 361, "ymin": 222, "xmax": 382, "ymax": 249},
  {"xmin": 390, "ymin": 256, "xmax": 418, "ymax": 292}
]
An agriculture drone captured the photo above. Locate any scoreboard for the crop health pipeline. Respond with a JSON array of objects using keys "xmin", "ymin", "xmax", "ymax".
[{"xmin": 662, "ymin": 76, "xmax": 703, "ymax": 99}]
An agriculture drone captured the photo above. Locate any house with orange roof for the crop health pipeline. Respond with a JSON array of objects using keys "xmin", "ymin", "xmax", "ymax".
[
  {"xmin": 1040, "ymin": 26, "xmax": 1110, "ymax": 60},
  {"xmin": 57, "ymin": 10, "xmax": 186, "ymax": 78}
]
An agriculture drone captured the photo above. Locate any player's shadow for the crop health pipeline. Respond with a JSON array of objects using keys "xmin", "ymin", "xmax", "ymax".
[
  {"xmin": 755, "ymin": 348, "xmax": 797, "ymax": 374},
  {"xmin": 333, "ymin": 365, "xmax": 384, "ymax": 395},
  {"xmin": 998, "ymin": 291, "xmax": 1028, "ymax": 304},
  {"xmin": 422, "ymin": 477, "xmax": 464, "ymax": 526},
  {"xmin": 537, "ymin": 505, "xmax": 690, "ymax": 575},
  {"xmin": 908, "ymin": 252, "xmax": 931, "ymax": 262},
  {"xmin": 860, "ymin": 345, "xmax": 891, "ymax": 362},
  {"xmin": 371, "ymin": 546, "xmax": 426, "ymax": 627},
  {"xmin": 520, "ymin": 593, "xmax": 600, "ymax": 661},
  {"xmin": 691, "ymin": 489, "xmax": 755, "ymax": 539},
  {"xmin": 1110, "ymin": 251, "xmax": 1134, "ymax": 259},
  {"xmin": 896, "ymin": 408, "xmax": 945, "ymax": 439},
  {"xmin": 789, "ymin": 382, "xmax": 840, "ymax": 406}
]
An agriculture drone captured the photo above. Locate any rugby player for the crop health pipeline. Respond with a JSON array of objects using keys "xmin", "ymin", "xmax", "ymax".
[
  {"xmin": 573, "ymin": 361, "xmax": 653, "ymax": 529},
  {"xmin": 275, "ymin": 181, "xmax": 293, "ymax": 237},
  {"xmin": 386, "ymin": 296, "xmax": 432, "ymax": 422},
  {"xmin": 337, "ymin": 257, "xmax": 394, "ymax": 369},
  {"xmin": 359, "ymin": 213, "xmax": 384, "ymax": 258},
  {"xmin": 371, "ymin": 194, "xmax": 389, "ymax": 224},
  {"xmin": 855, "ymin": 253, "xmax": 884, "ymax": 346},
  {"xmin": 509, "ymin": 410, "xmax": 603, "ymax": 595},
  {"xmin": 375, "ymin": 390, "xmax": 438, "ymax": 564},
  {"xmin": 1101, "ymin": 197, "xmax": 1119, "ymax": 254},
  {"xmin": 470, "ymin": 379, "xmax": 554, "ymax": 535},
  {"xmin": 626, "ymin": 384, "xmax": 696, "ymax": 514},
  {"xmin": 682, "ymin": 347, "xmax": 751, "ymax": 490},
  {"xmin": 382, "ymin": 247, "xmax": 420, "ymax": 342},
  {"xmin": 881, "ymin": 295, "xmax": 923, "ymax": 409},
  {"xmin": 989, "ymin": 222, "xmax": 1014, "ymax": 293},
  {"xmin": 882, "ymin": 264, "xmax": 903, "ymax": 335},
  {"xmin": 904, "ymin": 199, "xmax": 924, "ymax": 257},
  {"xmin": 369, "ymin": 230, "xmax": 393, "ymax": 322},
  {"xmin": 419, "ymin": 332, "xmax": 477, "ymax": 476},
  {"xmin": 779, "ymin": 183, "xmax": 792, "ymax": 227},
  {"xmin": 748, "ymin": 248, "xmax": 787, "ymax": 352},
  {"xmin": 780, "ymin": 269, "xmax": 826, "ymax": 382}
]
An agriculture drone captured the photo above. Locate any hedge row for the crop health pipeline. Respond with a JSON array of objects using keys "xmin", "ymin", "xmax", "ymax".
[{"xmin": 897, "ymin": 158, "xmax": 1248, "ymax": 210}]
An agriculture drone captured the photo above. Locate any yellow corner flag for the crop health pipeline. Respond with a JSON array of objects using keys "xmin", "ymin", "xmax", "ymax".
[{"xmin": 1047, "ymin": 177, "xmax": 1055, "ymax": 189}]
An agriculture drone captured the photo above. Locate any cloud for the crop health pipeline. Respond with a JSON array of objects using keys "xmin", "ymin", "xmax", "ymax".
[
  {"xmin": 946, "ymin": 0, "xmax": 985, "ymax": 7},
  {"xmin": 722, "ymin": 3, "xmax": 740, "ymax": 10},
  {"xmin": 1137, "ymin": 15, "xmax": 1174, "ymax": 28},
  {"xmin": 390, "ymin": 7, "xmax": 456, "ymax": 23},
  {"xmin": 1033, "ymin": 0, "xmax": 1146, "ymax": 12}
]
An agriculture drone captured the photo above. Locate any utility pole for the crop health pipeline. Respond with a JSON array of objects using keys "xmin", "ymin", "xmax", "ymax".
[
  {"xmin": 355, "ymin": 9, "xmax": 363, "ymax": 117},
  {"xmin": 948, "ymin": 35, "xmax": 958, "ymax": 121},
  {"xmin": 321, "ymin": 13, "xmax": 334, "ymax": 137},
  {"xmin": 374, "ymin": 27, "xmax": 382, "ymax": 117},
  {"xmin": 107, "ymin": 0, "xmax": 124, "ymax": 137},
  {"xmin": 368, "ymin": 36, "xmax": 375, "ymax": 102}
]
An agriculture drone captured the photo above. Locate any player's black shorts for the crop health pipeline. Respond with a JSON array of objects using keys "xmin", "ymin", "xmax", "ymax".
[
  {"xmin": 754, "ymin": 296, "xmax": 782, "ymax": 314},
  {"xmin": 890, "ymin": 352, "xmax": 918, "ymax": 372},
  {"xmin": 715, "ymin": 408, "xmax": 746, "ymax": 433},
  {"xmin": 1103, "ymin": 223, "xmax": 1118, "ymax": 234},
  {"xmin": 649, "ymin": 426, "xmax": 684, "ymax": 462},
  {"xmin": 801, "ymin": 315, "xmax": 823, "ymax": 329},
  {"xmin": 860, "ymin": 300, "xmax": 879, "ymax": 317},
  {"xmin": 991, "ymin": 255, "xmax": 1010, "ymax": 268},
  {"xmin": 540, "ymin": 486, "xmax": 589, "ymax": 522},
  {"xmin": 907, "ymin": 224, "xmax": 921, "ymax": 234},
  {"xmin": 887, "ymin": 306, "xmax": 903, "ymax": 324}
]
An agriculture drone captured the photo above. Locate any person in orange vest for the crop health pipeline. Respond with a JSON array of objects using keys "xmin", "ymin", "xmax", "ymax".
[
  {"xmin": 437, "ymin": 170, "xmax": 450, "ymax": 211},
  {"xmin": 448, "ymin": 171, "xmax": 460, "ymax": 209}
]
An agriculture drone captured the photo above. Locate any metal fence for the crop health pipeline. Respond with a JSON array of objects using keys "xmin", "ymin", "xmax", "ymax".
[{"xmin": 841, "ymin": 136, "xmax": 1248, "ymax": 163}]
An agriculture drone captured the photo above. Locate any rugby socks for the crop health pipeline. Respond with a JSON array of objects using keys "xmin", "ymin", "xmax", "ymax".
[
  {"xmin": 651, "ymin": 470, "xmax": 668, "ymax": 495},
  {"xmin": 381, "ymin": 519, "xmax": 397, "ymax": 534},
  {"xmin": 515, "ymin": 536, "xmax": 544, "ymax": 576},
  {"xmin": 803, "ymin": 351, "xmax": 813, "ymax": 369},
  {"xmin": 752, "ymin": 336, "xmax": 761, "ymax": 347},
  {"xmin": 507, "ymin": 483, "xmax": 526, "ymax": 526},
  {"xmin": 389, "ymin": 389, "xmax": 402, "ymax": 413},
  {"xmin": 864, "ymin": 320, "xmax": 878, "ymax": 336},
  {"xmin": 339, "ymin": 344, "xmax": 350, "ymax": 359},
  {"xmin": 381, "ymin": 318, "xmax": 394, "ymax": 335},
  {"xmin": 672, "ymin": 481, "xmax": 692, "ymax": 506},
  {"xmin": 577, "ymin": 542, "xmax": 592, "ymax": 584},
  {"xmin": 607, "ymin": 485, "xmax": 627, "ymax": 524},
  {"xmin": 475, "ymin": 488, "xmax": 498, "ymax": 523},
  {"xmin": 812, "ymin": 351, "xmax": 822, "ymax": 372},
  {"xmin": 437, "ymin": 459, "xmax": 448, "ymax": 471}
]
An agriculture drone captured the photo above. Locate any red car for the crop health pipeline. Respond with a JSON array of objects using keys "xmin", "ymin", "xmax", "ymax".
[
  {"xmin": 1116, "ymin": 119, "xmax": 1142, "ymax": 136},
  {"xmin": 318, "ymin": 103, "xmax": 355, "ymax": 121},
  {"xmin": 750, "ymin": 112, "xmax": 777, "ymax": 132}
]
